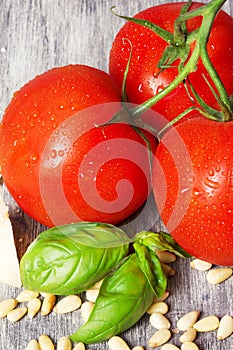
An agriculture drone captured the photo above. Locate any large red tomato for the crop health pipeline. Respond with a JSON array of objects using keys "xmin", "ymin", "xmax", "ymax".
[
  {"xmin": 153, "ymin": 115, "xmax": 233, "ymax": 266},
  {"xmin": 0, "ymin": 64, "xmax": 156, "ymax": 227},
  {"xmin": 109, "ymin": 2, "xmax": 233, "ymax": 123}
]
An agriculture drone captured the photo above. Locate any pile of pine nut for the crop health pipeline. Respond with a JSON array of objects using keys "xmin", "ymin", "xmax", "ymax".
[{"xmin": 0, "ymin": 253, "xmax": 232, "ymax": 350}]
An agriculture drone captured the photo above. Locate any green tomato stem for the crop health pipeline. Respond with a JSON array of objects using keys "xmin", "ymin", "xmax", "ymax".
[{"xmin": 130, "ymin": 0, "xmax": 232, "ymax": 122}]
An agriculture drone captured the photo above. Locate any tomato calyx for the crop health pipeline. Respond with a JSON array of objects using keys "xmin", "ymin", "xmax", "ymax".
[{"xmin": 110, "ymin": 0, "xmax": 233, "ymax": 129}]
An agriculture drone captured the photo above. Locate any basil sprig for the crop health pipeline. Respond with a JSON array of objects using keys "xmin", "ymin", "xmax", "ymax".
[{"xmin": 20, "ymin": 222, "xmax": 191, "ymax": 344}]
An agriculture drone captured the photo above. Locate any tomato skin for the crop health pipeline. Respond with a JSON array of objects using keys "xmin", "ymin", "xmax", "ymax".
[
  {"xmin": 109, "ymin": 2, "xmax": 233, "ymax": 123},
  {"xmin": 153, "ymin": 116, "xmax": 233, "ymax": 266},
  {"xmin": 0, "ymin": 64, "xmax": 156, "ymax": 227}
]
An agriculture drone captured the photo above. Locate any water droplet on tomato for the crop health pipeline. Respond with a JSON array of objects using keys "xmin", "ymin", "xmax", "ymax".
[
  {"xmin": 58, "ymin": 150, "xmax": 64, "ymax": 157},
  {"xmin": 208, "ymin": 169, "xmax": 215, "ymax": 176},
  {"xmin": 204, "ymin": 177, "xmax": 220, "ymax": 189},
  {"xmin": 193, "ymin": 188, "xmax": 201, "ymax": 196},
  {"xmin": 30, "ymin": 153, "xmax": 39, "ymax": 163},
  {"xmin": 156, "ymin": 85, "xmax": 165, "ymax": 94},
  {"xmin": 138, "ymin": 84, "xmax": 143, "ymax": 92},
  {"xmin": 50, "ymin": 149, "xmax": 57, "ymax": 158}
]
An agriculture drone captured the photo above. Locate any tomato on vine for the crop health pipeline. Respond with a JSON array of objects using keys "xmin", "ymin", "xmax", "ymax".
[
  {"xmin": 0, "ymin": 65, "xmax": 156, "ymax": 227},
  {"xmin": 143, "ymin": 0, "xmax": 233, "ymax": 266},
  {"xmin": 108, "ymin": 0, "xmax": 233, "ymax": 265},
  {"xmin": 109, "ymin": 1, "xmax": 233, "ymax": 123},
  {"xmin": 153, "ymin": 115, "xmax": 233, "ymax": 266}
]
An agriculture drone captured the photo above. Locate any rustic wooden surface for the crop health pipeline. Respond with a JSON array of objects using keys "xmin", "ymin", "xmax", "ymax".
[{"xmin": 0, "ymin": 1, "xmax": 233, "ymax": 349}]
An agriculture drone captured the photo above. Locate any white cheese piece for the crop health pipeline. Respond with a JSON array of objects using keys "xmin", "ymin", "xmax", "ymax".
[{"xmin": 0, "ymin": 195, "xmax": 22, "ymax": 287}]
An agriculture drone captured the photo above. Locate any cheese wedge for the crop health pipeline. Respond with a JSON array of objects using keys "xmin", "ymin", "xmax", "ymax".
[{"xmin": 0, "ymin": 194, "xmax": 21, "ymax": 287}]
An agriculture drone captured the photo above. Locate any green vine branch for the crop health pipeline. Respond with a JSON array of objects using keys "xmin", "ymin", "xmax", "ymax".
[{"xmin": 111, "ymin": 0, "xmax": 233, "ymax": 125}]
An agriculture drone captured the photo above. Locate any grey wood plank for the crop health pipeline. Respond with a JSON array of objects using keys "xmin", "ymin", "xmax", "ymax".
[{"xmin": 0, "ymin": 1, "xmax": 233, "ymax": 349}]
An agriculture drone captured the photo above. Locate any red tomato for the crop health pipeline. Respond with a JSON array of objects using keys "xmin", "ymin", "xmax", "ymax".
[
  {"xmin": 109, "ymin": 2, "xmax": 233, "ymax": 123},
  {"xmin": 153, "ymin": 115, "xmax": 233, "ymax": 266},
  {"xmin": 0, "ymin": 64, "xmax": 156, "ymax": 227}
]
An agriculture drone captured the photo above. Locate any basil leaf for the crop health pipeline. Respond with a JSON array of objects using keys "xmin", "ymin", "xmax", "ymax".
[
  {"xmin": 20, "ymin": 222, "xmax": 129, "ymax": 295},
  {"xmin": 70, "ymin": 253, "xmax": 155, "ymax": 344},
  {"xmin": 134, "ymin": 242, "xmax": 167, "ymax": 298},
  {"xmin": 134, "ymin": 231, "xmax": 192, "ymax": 258}
]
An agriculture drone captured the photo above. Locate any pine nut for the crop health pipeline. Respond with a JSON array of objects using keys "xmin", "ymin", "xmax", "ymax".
[
  {"xmin": 27, "ymin": 298, "xmax": 41, "ymax": 318},
  {"xmin": 73, "ymin": 343, "xmax": 86, "ymax": 350},
  {"xmin": 161, "ymin": 263, "xmax": 176, "ymax": 277},
  {"xmin": 177, "ymin": 311, "xmax": 200, "ymax": 331},
  {"xmin": 179, "ymin": 328, "xmax": 197, "ymax": 343},
  {"xmin": 132, "ymin": 347, "xmax": 144, "ymax": 350},
  {"xmin": 150, "ymin": 312, "xmax": 171, "ymax": 329},
  {"xmin": 40, "ymin": 292, "xmax": 48, "ymax": 297},
  {"xmin": 86, "ymin": 289, "xmax": 99, "ymax": 302},
  {"xmin": 190, "ymin": 259, "xmax": 212, "ymax": 271},
  {"xmin": 25, "ymin": 339, "xmax": 40, "ymax": 350},
  {"xmin": 16, "ymin": 289, "xmax": 39, "ymax": 302},
  {"xmin": 147, "ymin": 302, "xmax": 169, "ymax": 315},
  {"xmin": 156, "ymin": 251, "xmax": 177, "ymax": 263},
  {"xmin": 80, "ymin": 301, "xmax": 94, "ymax": 322},
  {"xmin": 38, "ymin": 334, "xmax": 55, "ymax": 350},
  {"xmin": 7, "ymin": 306, "xmax": 27, "ymax": 322},
  {"xmin": 53, "ymin": 295, "xmax": 81, "ymax": 314},
  {"xmin": 161, "ymin": 344, "xmax": 180, "ymax": 350},
  {"xmin": 41, "ymin": 294, "xmax": 56, "ymax": 316},
  {"xmin": 108, "ymin": 336, "xmax": 130, "ymax": 350},
  {"xmin": 148, "ymin": 329, "xmax": 171, "ymax": 348},
  {"xmin": 206, "ymin": 268, "xmax": 232, "ymax": 284},
  {"xmin": 90, "ymin": 279, "xmax": 103, "ymax": 290},
  {"xmin": 57, "ymin": 336, "xmax": 72, "ymax": 350},
  {"xmin": 153, "ymin": 291, "xmax": 170, "ymax": 303},
  {"xmin": 0, "ymin": 298, "xmax": 18, "ymax": 318},
  {"xmin": 181, "ymin": 342, "xmax": 199, "ymax": 350},
  {"xmin": 193, "ymin": 315, "xmax": 219, "ymax": 332},
  {"xmin": 217, "ymin": 315, "xmax": 233, "ymax": 340}
]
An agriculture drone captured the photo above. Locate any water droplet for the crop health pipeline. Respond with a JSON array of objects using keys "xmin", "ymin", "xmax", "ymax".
[
  {"xmin": 50, "ymin": 149, "xmax": 57, "ymax": 158},
  {"xmin": 138, "ymin": 84, "xmax": 143, "ymax": 93},
  {"xmin": 193, "ymin": 188, "xmax": 201, "ymax": 196},
  {"xmin": 181, "ymin": 188, "xmax": 189, "ymax": 194},
  {"xmin": 30, "ymin": 153, "xmax": 39, "ymax": 163},
  {"xmin": 156, "ymin": 84, "xmax": 164, "ymax": 94},
  {"xmin": 58, "ymin": 150, "xmax": 64, "ymax": 157},
  {"xmin": 204, "ymin": 177, "xmax": 220, "ymax": 189},
  {"xmin": 208, "ymin": 169, "xmax": 214, "ymax": 176}
]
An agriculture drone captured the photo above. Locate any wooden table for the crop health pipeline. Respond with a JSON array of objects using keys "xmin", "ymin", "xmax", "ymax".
[{"xmin": 0, "ymin": 1, "xmax": 232, "ymax": 349}]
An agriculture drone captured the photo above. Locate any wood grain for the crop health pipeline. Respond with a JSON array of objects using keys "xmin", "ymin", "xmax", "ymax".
[{"xmin": 0, "ymin": 1, "xmax": 233, "ymax": 349}]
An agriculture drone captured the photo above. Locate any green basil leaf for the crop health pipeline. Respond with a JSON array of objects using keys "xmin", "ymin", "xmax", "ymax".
[
  {"xmin": 20, "ymin": 222, "xmax": 129, "ymax": 295},
  {"xmin": 70, "ymin": 253, "xmax": 154, "ymax": 344},
  {"xmin": 134, "ymin": 231, "xmax": 192, "ymax": 258},
  {"xmin": 134, "ymin": 242, "xmax": 167, "ymax": 298}
]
